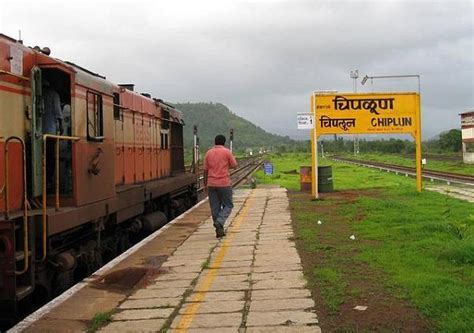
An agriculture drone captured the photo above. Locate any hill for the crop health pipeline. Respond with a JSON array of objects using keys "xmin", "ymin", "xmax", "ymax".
[{"xmin": 173, "ymin": 102, "xmax": 294, "ymax": 153}]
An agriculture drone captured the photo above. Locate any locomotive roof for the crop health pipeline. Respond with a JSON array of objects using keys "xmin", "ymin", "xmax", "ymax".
[{"xmin": 0, "ymin": 33, "xmax": 183, "ymax": 123}]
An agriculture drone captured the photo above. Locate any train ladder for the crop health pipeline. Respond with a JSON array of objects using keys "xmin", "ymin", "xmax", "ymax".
[
  {"xmin": 3, "ymin": 136, "xmax": 30, "ymax": 275},
  {"xmin": 41, "ymin": 134, "xmax": 79, "ymax": 261}
]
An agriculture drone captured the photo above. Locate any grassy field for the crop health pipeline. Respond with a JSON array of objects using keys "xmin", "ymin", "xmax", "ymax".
[
  {"xmin": 338, "ymin": 152, "xmax": 474, "ymax": 176},
  {"xmin": 255, "ymin": 153, "xmax": 474, "ymax": 332}
]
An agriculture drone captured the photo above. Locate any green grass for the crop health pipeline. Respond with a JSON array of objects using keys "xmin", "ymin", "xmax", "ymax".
[
  {"xmin": 340, "ymin": 152, "xmax": 474, "ymax": 176},
  {"xmin": 201, "ymin": 258, "xmax": 210, "ymax": 269},
  {"xmin": 87, "ymin": 310, "xmax": 115, "ymax": 332},
  {"xmin": 256, "ymin": 152, "xmax": 474, "ymax": 332},
  {"xmin": 312, "ymin": 267, "xmax": 347, "ymax": 314},
  {"xmin": 255, "ymin": 152, "xmax": 313, "ymax": 190}
]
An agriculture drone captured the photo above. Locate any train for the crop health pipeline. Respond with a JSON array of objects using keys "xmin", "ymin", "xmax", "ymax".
[{"xmin": 0, "ymin": 33, "xmax": 198, "ymax": 328}]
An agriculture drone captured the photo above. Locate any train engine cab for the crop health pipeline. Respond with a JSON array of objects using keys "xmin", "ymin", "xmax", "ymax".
[{"xmin": 0, "ymin": 33, "xmax": 197, "ymax": 329}]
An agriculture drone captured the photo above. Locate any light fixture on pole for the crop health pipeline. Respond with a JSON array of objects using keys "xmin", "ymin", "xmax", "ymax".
[
  {"xmin": 361, "ymin": 75, "xmax": 368, "ymax": 85},
  {"xmin": 360, "ymin": 74, "xmax": 421, "ymax": 94}
]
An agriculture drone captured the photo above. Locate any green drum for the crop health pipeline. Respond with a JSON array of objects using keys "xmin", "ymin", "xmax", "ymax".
[{"xmin": 318, "ymin": 166, "xmax": 333, "ymax": 192}]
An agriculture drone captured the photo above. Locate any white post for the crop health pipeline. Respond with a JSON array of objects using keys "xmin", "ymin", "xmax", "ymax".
[{"xmin": 193, "ymin": 125, "xmax": 197, "ymax": 173}]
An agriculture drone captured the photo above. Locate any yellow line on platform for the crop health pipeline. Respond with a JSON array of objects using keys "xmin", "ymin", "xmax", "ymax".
[{"xmin": 173, "ymin": 191, "xmax": 254, "ymax": 332}]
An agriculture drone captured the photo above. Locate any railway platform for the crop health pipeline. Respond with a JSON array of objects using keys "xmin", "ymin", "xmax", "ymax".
[{"xmin": 11, "ymin": 188, "xmax": 320, "ymax": 333}]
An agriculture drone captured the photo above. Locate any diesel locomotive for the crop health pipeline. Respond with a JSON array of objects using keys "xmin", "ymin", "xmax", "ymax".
[{"xmin": 0, "ymin": 33, "xmax": 197, "ymax": 327}]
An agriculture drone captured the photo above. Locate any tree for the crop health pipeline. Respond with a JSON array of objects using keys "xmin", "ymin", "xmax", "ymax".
[{"xmin": 438, "ymin": 129, "xmax": 462, "ymax": 152}]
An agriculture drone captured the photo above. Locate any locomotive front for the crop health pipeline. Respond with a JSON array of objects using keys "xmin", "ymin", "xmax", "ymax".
[{"xmin": 0, "ymin": 34, "xmax": 197, "ymax": 329}]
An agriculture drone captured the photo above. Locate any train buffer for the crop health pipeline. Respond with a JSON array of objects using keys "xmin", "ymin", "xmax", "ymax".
[{"xmin": 11, "ymin": 188, "xmax": 321, "ymax": 332}]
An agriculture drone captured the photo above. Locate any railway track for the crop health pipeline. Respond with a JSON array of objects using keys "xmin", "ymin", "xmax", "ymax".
[
  {"xmin": 332, "ymin": 156, "xmax": 474, "ymax": 186},
  {"xmin": 400, "ymin": 153, "xmax": 463, "ymax": 161},
  {"xmin": 193, "ymin": 155, "xmax": 264, "ymax": 194}
]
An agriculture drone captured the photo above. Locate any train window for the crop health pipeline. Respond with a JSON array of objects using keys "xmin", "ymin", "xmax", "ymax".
[
  {"xmin": 162, "ymin": 110, "xmax": 170, "ymax": 130},
  {"xmin": 113, "ymin": 92, "xmax": 121, "ymax": 120},
  {"xmin": 86, "ymin": 91, "xmax": 104, "ymax": 141},
  {"xmin": 466, "ymin": 142, "xmax": 474, "ymax": 153},
  {"xmin": 160, "ymin": 131, "xmax": 169, "ymax": 150}
]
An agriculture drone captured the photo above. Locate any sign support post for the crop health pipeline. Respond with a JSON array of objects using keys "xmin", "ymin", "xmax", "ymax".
[
  {"xmin": 415, "ymin": 94, "xmax": 422, "ymax": 192},
  {"xmin": 310, "ymin": 94, "xmax": 319, "ymax": 199}
]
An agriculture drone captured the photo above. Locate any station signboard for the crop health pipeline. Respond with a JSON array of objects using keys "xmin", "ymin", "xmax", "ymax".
[
  {"xmin": 309, "ymin": 92, "xmax": 422, "ymax": 198},
  {"xmin": 314, "ymin": 93, "xmax": 420, "ymax": 136}
]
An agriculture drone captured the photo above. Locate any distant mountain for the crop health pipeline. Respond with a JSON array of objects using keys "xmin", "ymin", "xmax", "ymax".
[{"xmin": 174, "ymin": 102, "xmax": 295, "ymax": 152}]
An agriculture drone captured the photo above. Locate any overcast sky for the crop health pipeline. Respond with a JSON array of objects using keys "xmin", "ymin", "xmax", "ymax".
[{"xmin": 1, "ymin": 0, "xmax": 473, "ymax": 139}]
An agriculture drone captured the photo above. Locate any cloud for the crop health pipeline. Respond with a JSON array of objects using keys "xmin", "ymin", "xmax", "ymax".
[{"xmin": 2, "ymin": 0, "xmax": 472, "ymax": 139}]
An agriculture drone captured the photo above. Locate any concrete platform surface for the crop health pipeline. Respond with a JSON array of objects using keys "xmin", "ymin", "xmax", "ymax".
[{"xmin": 12, "ymin": 188, "xmax": 320, "ymax": 333}]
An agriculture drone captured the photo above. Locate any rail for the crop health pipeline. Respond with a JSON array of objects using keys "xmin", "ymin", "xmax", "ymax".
[
  {"xmin": 197, "ymin": 156, "xmax": 264, "ymax": 192},
  {"xmin": 41, "ymin": 134, "xmax": 79, "ymax": 261},
  {"xmin": 230, "ymin": 158, "xmax": 264, "ymax": 187},
  {"xmin": 332, "ymin": 156, "xmax": 474, "ymax": 186},
  {"xmin": 3, "ymin": 136, "xmax": 30, "ymax": 275}
]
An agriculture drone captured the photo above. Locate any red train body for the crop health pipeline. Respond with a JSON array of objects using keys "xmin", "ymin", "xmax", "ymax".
[{"xmin": 0, "ymin": 34, "xmax": 197, "ymax": 328}]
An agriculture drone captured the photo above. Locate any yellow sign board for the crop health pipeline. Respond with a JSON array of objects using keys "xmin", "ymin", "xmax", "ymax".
[
  {"xmin": 314, "ymin": 92, "xmax": 420, "ymax": 136},
  {"xmin": 309, "ymin": 92, "xmax": 422, "ymax": 198}
]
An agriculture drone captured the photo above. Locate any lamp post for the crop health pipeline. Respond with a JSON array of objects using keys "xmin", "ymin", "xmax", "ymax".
[
  {"xmin": 350, "ymin": 70, "xmax": 359, "ymax": 93},
  {"xmin": 350, "ymin": 70, "xmax": 360, "ymax": 155}
]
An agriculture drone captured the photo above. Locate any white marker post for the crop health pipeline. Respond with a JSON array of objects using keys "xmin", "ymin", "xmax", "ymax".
[{"xmin": 297, "ymin": 109, "xmax": 318, "ymax": 199}]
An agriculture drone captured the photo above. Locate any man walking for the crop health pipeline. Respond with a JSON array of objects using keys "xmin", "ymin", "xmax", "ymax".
[{"xmin": 204, "ymin": 134, "xmax": 238, "ymax": 238}]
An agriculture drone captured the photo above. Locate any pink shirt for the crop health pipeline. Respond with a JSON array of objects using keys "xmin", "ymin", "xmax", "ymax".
[{"xmin": 204, "ymin": 145, "xmax": 238, "ymax": 187}]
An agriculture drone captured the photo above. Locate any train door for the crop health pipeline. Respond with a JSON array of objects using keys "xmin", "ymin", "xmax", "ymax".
[
  {"xmin": 155, "ymin": 118, "xmax": 160, "ymax": 178},
  {"xmin": 160, "ymin": 109, "xmax": 170, "ymax": 177},
  {"xmin": 160, "ymin": 129, "xmax": 170, "ymax": 177},
  {"xmin": 30, "ymin": 67, "xmax": 43, "ymax": 197},
  {"xmin": 30, "ymin": 67, "xmax": 72, "ymax": 196},
  {"xmin": 134, "ymin": 113, "xmax": 144, "ymax": 182},
  {"xmin": 150, "ymin": 118, "xmax": 157, "ymax": 179},
  {"xmin": 113, "ymin": 93, "xmax": 124, "ymax": 185},
  {"xmin": 156, "ymin": 120, "xmax": 162, "ymax": 178},
  {"xmin": 123, "ymin": 110, "xmax": 134, "ymax": 184},
  {"xmin": 143, "ymin": 115, "xmax": 151, "ymax": 181},
  {"xmin": 170, "ymin": 122, "xmax": 185, "ymax": 174}
]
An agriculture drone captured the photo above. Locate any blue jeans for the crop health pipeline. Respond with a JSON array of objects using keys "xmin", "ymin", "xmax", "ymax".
[{"xmin": 208, "ymin": 186, "xmax": 234, "ymax": 228}]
